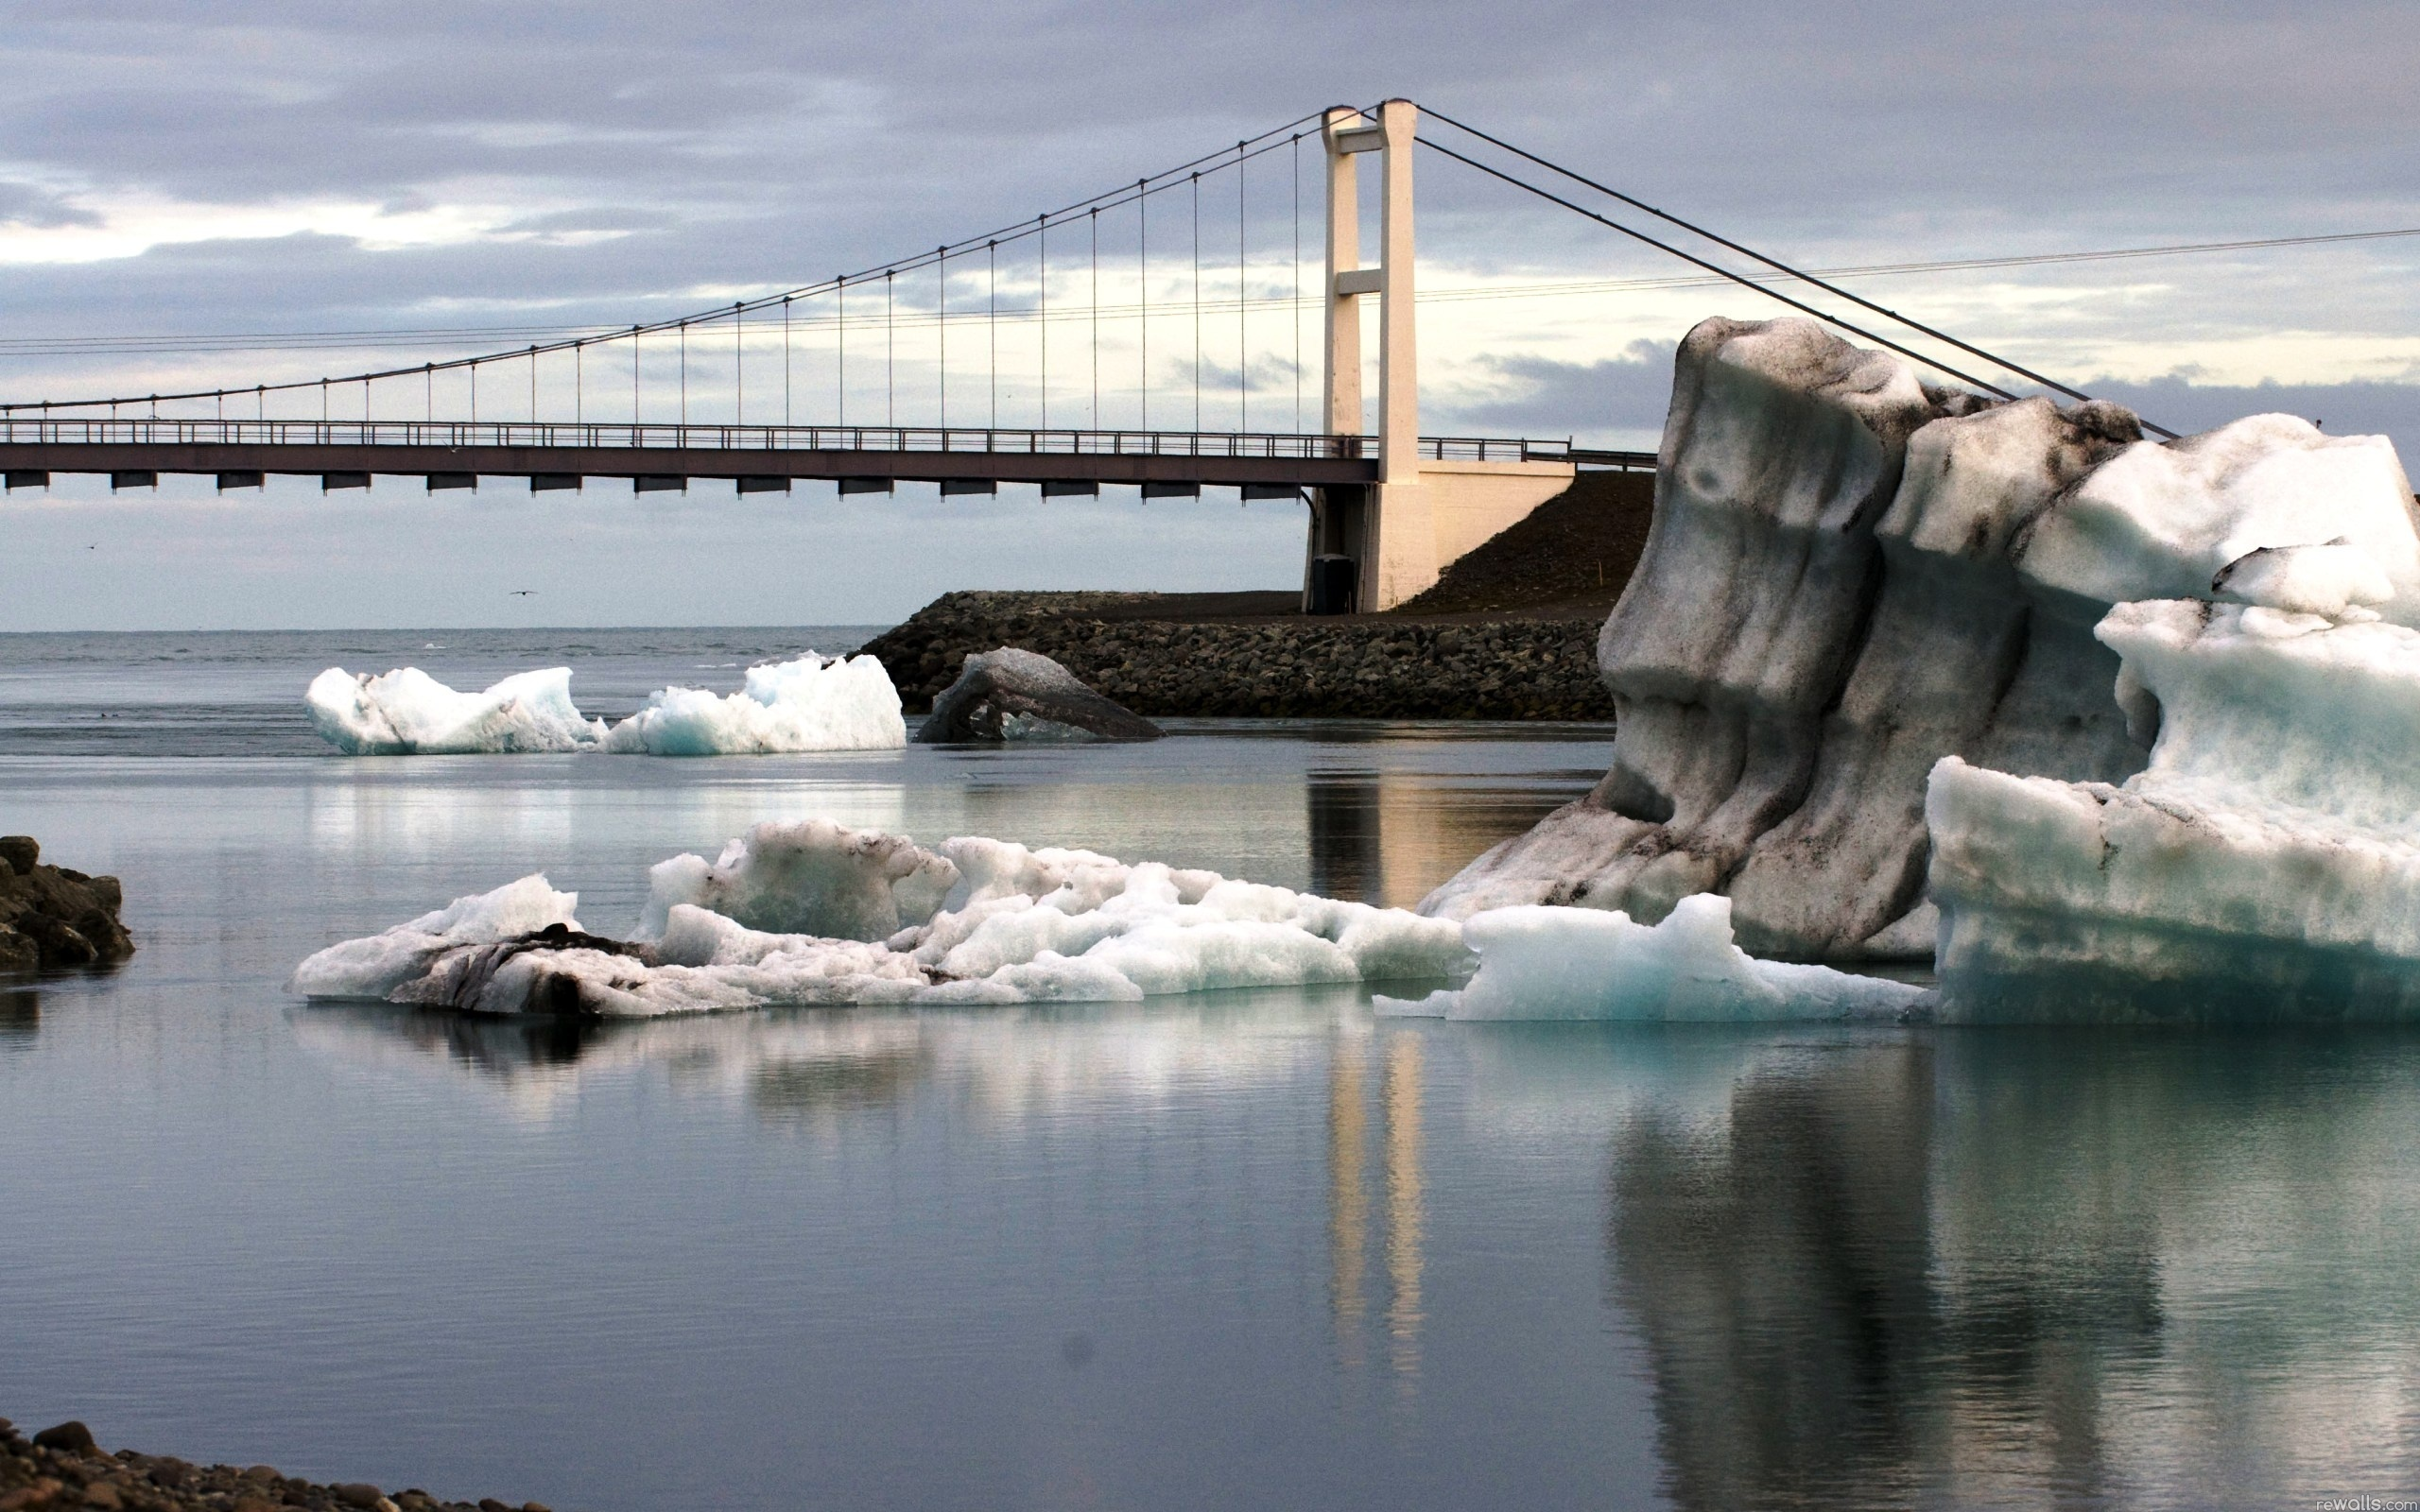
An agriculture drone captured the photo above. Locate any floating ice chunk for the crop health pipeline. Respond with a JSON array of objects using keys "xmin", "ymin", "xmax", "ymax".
[
  {"xmin": 296, "ymin": 827, "xmax": 1472, "ymax": 1016},
  {"xmin": 2020, "ymin": 415, "xmax": 2420, "ymax": 624},
  {"xmin": 306, "ymin": 666, "xmax": 607, "ymax": 754},
  {"xmin": 1375, "ymin": 895, "xmax": 1926, "ymax": 1022},
  {"xmin": 1928, "ymin": 597, "xmax": 2420, "ymax": 1021},
  {"xmin": 307, "ymin": 653, "xmax": 903, "ymax": 756},
  {"xmin": 601, "ymin": 654, "xmax": 904, "ymax": 754},
  {"xmin": 289, "ymin": 874, "xmax": 582, "ymax": 1000},
  {"xmin": 640, "ymin": 818, "xmax": 960, "ymax": 941}
]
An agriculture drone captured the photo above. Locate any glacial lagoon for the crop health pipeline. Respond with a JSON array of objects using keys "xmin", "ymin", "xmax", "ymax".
[{"xmin": 5, "ymin": 629, "xmax": 2420, "ymax": 1510}]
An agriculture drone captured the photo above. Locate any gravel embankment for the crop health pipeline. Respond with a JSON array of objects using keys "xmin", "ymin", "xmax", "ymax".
[
  {"xmin": 0, "ymin": 1418, "xmax": 550, "ymax": 1512},
  {"xmin": 856, "ymin": 469, "xmax": 1652, "ymax": 720},
  {"xmin": 858, "ymin": 592, "xmax": 1615, "ymax": 720}
]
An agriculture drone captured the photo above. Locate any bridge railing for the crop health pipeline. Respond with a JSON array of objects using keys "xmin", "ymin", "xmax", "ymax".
[{"xmin": 0, "ymin": 418, "xmax": 1652, "ymax": 469}]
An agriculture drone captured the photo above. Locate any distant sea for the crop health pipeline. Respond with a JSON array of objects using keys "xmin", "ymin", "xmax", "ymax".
[{"xmin": 0, "ymin": 626, "xmax": 891, "ymax": 757}]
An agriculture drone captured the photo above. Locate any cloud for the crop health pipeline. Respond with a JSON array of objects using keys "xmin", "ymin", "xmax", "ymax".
[
  {"xmin": 2084, "ymin": 373, "xmax": 2420, "ymax": 462},
  {"xmin": 1436, "ymin": 343, "xmax": 1679, "ymax": 445},
  {"xmin": 0, "ymin": 180, "xmax": 98, "ymax": 228},
  {"xmin": 0, "ymin": 0, "xmax": 2413, "ymax": 625}
]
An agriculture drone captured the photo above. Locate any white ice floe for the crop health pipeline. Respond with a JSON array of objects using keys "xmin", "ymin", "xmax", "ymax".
[
  {"xmin": 306, "ymin": 666, "xmax": 608, "ymax": 754},
  {"xmin": 1928, "ymin": 595, "xmax": 2420, "ymax": 1022},
  {"xmin": 305, "ymin": 653, "xmax": 905, "ymax": 755},
  {"xmin": 600, "ymin": 654, "xmax": 904, "ymax": 754},
  {"xmin": 293, "ymin": 819, "xmax": 1474, "ymax": 1015},
  {"xmin": 1376, "ymin": 894, "xmax": 1925, "ymax": 1022}
]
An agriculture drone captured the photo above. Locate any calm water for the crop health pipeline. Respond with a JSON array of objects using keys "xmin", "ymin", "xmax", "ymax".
[{"xmin": 4, "ymin": 630, "xmax": 2417, "ymax": 1511}]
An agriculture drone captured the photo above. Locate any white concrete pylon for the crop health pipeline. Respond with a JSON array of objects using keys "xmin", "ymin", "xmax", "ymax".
[
  {"xmin": 1375, "ymin": 98, "xmax": 1417, "ymax": 490},
  {"xmin": 1310, "ymin": 98, "xmax": 1572, "ymax": 612},
  {"xmin": 1322, "ymin": 105, "xmax": 1364, "ymax": 439}
]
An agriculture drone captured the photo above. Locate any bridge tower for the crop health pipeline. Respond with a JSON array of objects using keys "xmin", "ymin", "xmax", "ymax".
[{"xmin": 1306, "ymin": 98, "xmax": 1574, "ymax": 613}]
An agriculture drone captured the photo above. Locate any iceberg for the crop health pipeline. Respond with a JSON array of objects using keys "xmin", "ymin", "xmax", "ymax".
[
  {"xmin": 292, "ymin": 819, "xmax": 1475, "ymax": 1016},
  {"xmin": 306, "ymin": 666, "xmax": 607, "ymax": 754},
  {"xmin": 304, "ymin": 652, "xmax": 906, "ymax": 755},
  {"xmin": 600, "ymin": 654, "xmax": 905, "ymax": 754},
  {"xmin": 1927, "ymin": 598, "xmax": 2420, "ymax": 1022},
  {"xmin": 1377, "ymin": 894, "xmax": 1925, "ymax": 1022},
  {"xmin": 1421, "ymin": 318, "xmax": 2152, "ymax": 959},
  {"xmin": 1425, "ymin": 315, "xmax": 2420, "ymax": 1012}
]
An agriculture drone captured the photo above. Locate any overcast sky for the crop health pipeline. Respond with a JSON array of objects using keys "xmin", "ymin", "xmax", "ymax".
[{"xmin": 2, "ymin": 0, "xmax": 2415, "ymax": 630}]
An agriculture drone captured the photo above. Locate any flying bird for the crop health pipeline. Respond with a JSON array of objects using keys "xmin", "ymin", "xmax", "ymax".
[{"xmin": 510, "ymin": 590, "xmax": 535, "ymax": 596}]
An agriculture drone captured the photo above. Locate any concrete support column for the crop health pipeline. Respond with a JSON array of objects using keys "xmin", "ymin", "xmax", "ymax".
[
  {"xmin": 1376, "ymin": 99, "xmax": 1417, "ymax": 490},
  {"xmin": 1365, "ymin": 99, "xmax": 1435, "ymax": 610},
  {"xmin": 1309, "ymin": 98, "xmax": 1439, "ymax": 612},
  {"xmin": 1307, "ymin": 105, "xmax": 1368, "ymax": 612},
  {"xmin": 1322, "ymin": 106, "xmax": 1364, "ymax": 439}
]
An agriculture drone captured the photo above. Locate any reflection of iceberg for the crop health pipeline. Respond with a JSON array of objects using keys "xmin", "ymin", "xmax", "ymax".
[
  {"xmin": 1586, "ymin": 1027, "xmax": 2420, "ymax": 1510},
  {"xmin": 305, "ymin": 653, "xmax": 905, "ymax": 755},
  {"xmin": 290, "ymin": 988, "xmax": 1357, "ymax": 1125},
  {"xmin": 293, "ymin": 819, "xmax": 1473, "ymax": 1015}
]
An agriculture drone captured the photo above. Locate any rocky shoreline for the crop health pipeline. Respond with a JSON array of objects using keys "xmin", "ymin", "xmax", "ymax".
[
  {"xmin": 0, "ymin": 1418, "xmax": 548, "ymax": 1512},
  {"xmin": 856, "ymin": 470, "xmax": 1651, "ymax": 722},
  {"xmin": 858, "ymin": 592, "xmax": 1616, "ymax": 720},
  {"xmin": 0, "ymin": 838, "xmax": 133, "ymax": 972}
]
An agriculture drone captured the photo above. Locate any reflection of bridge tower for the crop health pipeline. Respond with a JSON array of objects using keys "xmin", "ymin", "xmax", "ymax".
[
  {"xmin": 1308, "ymin": 99, "xmax": 1576, "ymax": 612},
  {"xmin": 1329, "ymin": 1024, "xmax": 1426, "ymax": 1385}
]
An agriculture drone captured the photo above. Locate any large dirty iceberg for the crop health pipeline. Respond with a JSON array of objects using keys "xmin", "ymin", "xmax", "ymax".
[
  {"xmin": 306, "ymin": 652, "xmax": 905, "ymax": 754},
  {"xmin": 1422, "ymin": 312, "xmax": 2420, "ymax": 1020},
  {"xmin": 292, "ymin": 818, "xmax": 1474, "ymax": 1015}
]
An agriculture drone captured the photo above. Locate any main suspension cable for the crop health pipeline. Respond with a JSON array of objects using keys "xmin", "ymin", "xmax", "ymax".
[
  {"xmin": 1417, "ymin": 138, "xmax": 2024, "ymax": 409},
  {"xmin": 9, "ymin": 108, "xmax": 1334, "ymax": 416},
  {"xmin": 1417, "ymin": 103, "xmax": 2175, "ymax": 438}
]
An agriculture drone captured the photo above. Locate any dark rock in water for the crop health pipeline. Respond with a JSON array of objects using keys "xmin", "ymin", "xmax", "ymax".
[
  {"xmin": 917, "ymin": 647, "xmax": 1164, "ymax": 743},
  {"xmin": 32, "ymin": 1420, "xmax": 96, "ymax": 1454},
  {"xmin": 0, "ymin": 837, "xmax": 135, "ymax": 971},
  {"xmin": 0, "ymin": 1414, "xmax": 534, "ymax": 1511}
]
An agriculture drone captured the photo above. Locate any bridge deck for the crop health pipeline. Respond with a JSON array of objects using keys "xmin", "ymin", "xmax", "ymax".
[{"xmin": 0, "ymin": 421, "xmax": 1651, "ymax": 490}]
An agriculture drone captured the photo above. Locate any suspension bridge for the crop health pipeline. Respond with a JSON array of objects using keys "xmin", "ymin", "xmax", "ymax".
[{"xmin": 0, "ymin": 99, "xmax": 2132, "ymax": 611}]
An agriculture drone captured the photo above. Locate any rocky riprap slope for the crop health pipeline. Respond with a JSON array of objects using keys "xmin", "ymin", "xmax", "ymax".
[
  {"xmin": 859, "ymin": 593, "xmax": 1615, "ymax": 720},
  {"xmin": 1388, "ymin": 468, "xmax": 1655, "ymax": 620},
  {"xmin": 0, "ymin": 1418, "xmax": 550, "ymax": 1512},
  {"xmin": 0, "ymin": 837, "xmax": 133, "ymax": 972}
]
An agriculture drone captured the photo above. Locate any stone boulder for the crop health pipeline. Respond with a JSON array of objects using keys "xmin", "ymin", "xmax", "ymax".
[
  {"xmin": 915, "ymin": 647, "xmax": 1164, "ymax": 743},
  {"xmin": 0, "ymin": 836, "xmax": 136, "ymax": 971}
]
